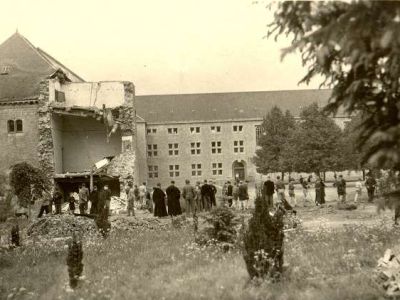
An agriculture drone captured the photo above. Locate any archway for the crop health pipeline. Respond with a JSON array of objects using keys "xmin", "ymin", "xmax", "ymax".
[{"xmin": 232, "ymin": 160, "xmax": 246, "ymax": 181}]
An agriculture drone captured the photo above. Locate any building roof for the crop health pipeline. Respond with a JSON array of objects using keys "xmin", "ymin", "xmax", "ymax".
[
  {"xmin": 0, "ymin": 32, "xmax": 83, "ymax": 101},
  {"xmin": 135, "ymin": 89, "xmax": 340, "ymax": 124}
]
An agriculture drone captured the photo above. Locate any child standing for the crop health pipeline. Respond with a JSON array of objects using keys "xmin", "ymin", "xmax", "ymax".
[
  {"xmin": 354, "ymin": 178, "xmax": 363, "ymax": 203},
  {"xmin": 68, "ymin": 192, "xmax": 76, "ymax": 214}
]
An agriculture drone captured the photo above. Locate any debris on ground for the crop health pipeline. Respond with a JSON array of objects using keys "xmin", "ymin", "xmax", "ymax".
[
  {"xmin": 27, "ymin": 214, "xmax": 96, "ymax": 238},
  {"xmin": 375, "ymin": 248, "xmax": 400, "ymax": 297},
  {"xmin": 337, "ymin": 202, "xmax": 358, "ymax": 210}
]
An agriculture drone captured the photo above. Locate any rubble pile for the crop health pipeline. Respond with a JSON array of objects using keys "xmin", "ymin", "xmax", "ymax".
[
  {"xmin": 110, "ymin": 215, "xmax": 171, "ymax": 231},
  {"xmin": 27, "ymin": 214, "xmax": 97, "ymax": 239},
  {"xmin": 375, "ymin": 249, "xmax": 400, "ymax": 297}
]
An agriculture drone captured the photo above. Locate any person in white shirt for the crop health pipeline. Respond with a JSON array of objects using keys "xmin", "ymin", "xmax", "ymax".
[
  {"xmin": 354, "ymin": 178, "xmax": 363, "ymax": 203},
  {"xmin": 139, "ymin": 182, "xmax": 147, "ymax": 206}
]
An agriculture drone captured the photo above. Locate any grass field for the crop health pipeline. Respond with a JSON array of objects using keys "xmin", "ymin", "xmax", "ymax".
[{"xmin": 1, "ymin": 189, "xmax": 399, "ymax": 300}]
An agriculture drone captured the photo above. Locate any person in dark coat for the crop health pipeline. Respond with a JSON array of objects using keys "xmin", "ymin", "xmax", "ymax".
[
  {"xmin": 315, "ymin": 177, "xmax": 326, "ymax": 206},
  {"xmin": 226, "ymin": 181, "xmax": 233, "ymax": 207},
  {"xmin": 89, "ymin": 185, "xmax": 99, "ymax": 214},
  {"xmin": 262, "ymin": 176, "xmax": 275, "ymax": 207},
  {"xmin": 209, "ymin": 181, "xmax": 217, "ymax": 207},
  {"xmin": 365, "ymin": 173, "xmax": 377, "ymax": 202},
  {"xmin": 98, "ymin": 185, "xmax": 111, "ymax": 216},
  {"xmin": 201, "ymin": 180, "xmax": 212, "ymax": 211},
  {"xmin": 53, "ymin": 188, "xmax": 63, "ymax": 214},
  {"xmin": 166, "ymin": 181, "xmax": 182, "ymax": 216},
  {"xmin": 153, "ymin": 183, "xmax": 168, "ymax": 217}
]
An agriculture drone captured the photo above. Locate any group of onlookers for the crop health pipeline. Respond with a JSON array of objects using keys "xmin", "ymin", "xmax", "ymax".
[
  {"xmin": 258, "ymin": 172, "xmax": 391, "ymax": 209},
  {"xmin": 128, "ymin": 179, "xmax": 220, "ymax": 218},
  {"xmin": 221, "ymin": 181, "xmax": 250, "ymax": 210},
  {"xmin": 37, "ymin": 183, "xmax": 112, "ymax": 218}
]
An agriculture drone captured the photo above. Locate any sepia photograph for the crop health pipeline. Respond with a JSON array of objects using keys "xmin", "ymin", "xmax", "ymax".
[{"xmin": 1, "ymin": 0, "xmax": 400, "ymax": 299}]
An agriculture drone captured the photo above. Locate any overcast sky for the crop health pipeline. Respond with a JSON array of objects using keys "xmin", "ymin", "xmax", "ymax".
[{"xmin": 1, "ymin": 0, "xmax": 320, "ymax": 95}]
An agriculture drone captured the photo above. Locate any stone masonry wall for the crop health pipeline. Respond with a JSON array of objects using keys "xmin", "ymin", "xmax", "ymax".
[{"xmin": 37, "ymin": 80, "xmax": 56, "ymax": 181}]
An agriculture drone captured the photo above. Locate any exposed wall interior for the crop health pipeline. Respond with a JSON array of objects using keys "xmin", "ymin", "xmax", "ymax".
[{"xmin": 52, "ymin": 114, "xmax": 122, "ymax": 173}]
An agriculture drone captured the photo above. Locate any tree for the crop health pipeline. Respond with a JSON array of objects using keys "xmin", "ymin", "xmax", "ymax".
[
  {"xmin": 253, "ymin": 106, "xmax": 295, "ymax": 175},
  {"xmin": 9, "ymin": 162, "xmax": 51, "ymax": 210},
  {"xmin": 281, "ymin": 103, "xmax": 344, "ymax": 175},
  {"xmin": 269, "ymin": 1, "xmax": 400, "ymax": 169}
]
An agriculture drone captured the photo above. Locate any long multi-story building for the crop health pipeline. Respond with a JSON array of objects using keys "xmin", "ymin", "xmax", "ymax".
[{"xmin": 134, "ymin": 90, "xmax": 350, "ymax": 186}]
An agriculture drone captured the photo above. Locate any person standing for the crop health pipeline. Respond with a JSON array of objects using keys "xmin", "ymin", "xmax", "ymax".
[
  {"xmin": 139, "ymin": 182, "xmax": 147, "ymax": 207},
  {"xmin": 232, "ymin": 182, "xmax": 240, "ymax": 209},
  {"xmin": 315, "ymin": 177, "xmax": 326, "ymax": 206},
  {"xmin": 263, "ymin": 176, "xmax": 275, "ymax": 208},
  {"xmin": 53, "ymin": 187, "xmax": 63, "ymax": 215},
  {"xmin": 201, "ymin": 180, "xmax": 212, "ymax": 211},
  {"xmin": 166, "ymin": 181, "xmax": 182, "ymax": 216},
  {"xmin": 365, "ymin": 173, "xmax": 377, "ymax": 202},
  {"xmin": 335, "ymin": 175, "xmax": 347, "ymax": 202},
  {"xmin": 300, "ymin": 176, "xmax": 310, "ymax": 203},
  {"xmin": 98, "ymin": 185, "xmax": 112, "ymax": 216},
  {"xmin": 153, "ymin": 184, "xmax": 168, "ymax": 217},
  {"xmin": 194, "ymin": 182, "xmax": 203, "ymax": 212},
  {"xmin": 37, "ymin": 190, "xmax": 51, "ymax": 218},
  {"xmin": 354, "ymin": 178, "xmax": 363, "ymax": 203},
  {"xmin": 275, "ymin": 176, "xmax": 285, "ymax": 205},
  {"xmin": 182, "ymin": 179, "xmax": 196, "ymax": 216},
  {"xmin": 78, "ymin": 183, "xmax": 89, "ymax": 214},
  {"xmin": 146, "ymin": 190, "xmax": 153, "ymax": 213},
  {"xmin": 127, "ymin": 182, "xmax": 135, "ymax": 216},
  {"xmin": 133, "ymin": 185, "xmax": 140, "ymax": 208},
  {"xmin": 89, "ymin": 185, "xmax": 99, "ymax": 214},
  {"xmin": 288, "ymin": 178, "xmax": 296, "ymax": 207},
  {"xmin": 68, "ymin": 192, "xmax": 76, "ymax": 214},
  {"xmin": 238, "ymin": 181, "xmax": 249, "ymax": 210},
  {"xmin": 209, "ymin": 180, "xmax": 217, "ymax": 207},
  {"xmin": 226, "ymin": 181, "xmax": 233, "ymax": 207}
]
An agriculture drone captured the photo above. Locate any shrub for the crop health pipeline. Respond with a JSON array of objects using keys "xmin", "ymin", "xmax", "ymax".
[
  {"xmin": 242, "ymin": 196, "xmax": 284, "ymax": 281},
  {"xmin": 66, "ymin": 233, "xmax": 84, "ymax": 289},
  {"xmin": 196, "ymin": 207, "xmax": 239, "ymax": 247}
]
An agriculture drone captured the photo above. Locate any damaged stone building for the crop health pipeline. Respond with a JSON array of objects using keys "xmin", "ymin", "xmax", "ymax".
[
  {"xmin": 0, "ymin": 32, "xmax": 136, "ymax": 194},
  {"xmin": 0, "ymin": 32, "xmax": 350, "ymax": 191}
]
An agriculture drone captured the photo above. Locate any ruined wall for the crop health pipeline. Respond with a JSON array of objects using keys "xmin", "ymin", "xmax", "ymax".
[
  {"xmin": 0, "ymin": 103, "xmax": 40, "ymax": 175},
  {"xmin": 52, "ymin": 114, "xmax": 63, "ymax": 173},
  {"xmin": 37, "ymin": 80, "xmax": 56, "ymax": 179},
  {"xmin": 106, "ymin": 82, "xmax": 137, "ymax": 186},
  {"xmin": 60, "ymin": 82, "xmax": 126, "ymax": 108}
]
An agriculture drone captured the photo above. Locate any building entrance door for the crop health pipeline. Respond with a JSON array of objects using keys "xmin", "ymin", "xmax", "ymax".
[{"xmin": 232, "ymin": 161, "xmax": 246, "ymax": 181}]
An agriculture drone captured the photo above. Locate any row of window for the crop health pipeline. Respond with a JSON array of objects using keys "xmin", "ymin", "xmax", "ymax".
[
  {"xmin": 147, "ymin": 125, "xmax": 243, "ymax": 135},
  {"xmin": 7, "ymin": 120, "xmax": 23, "ymax": 133},
  {"xmin": 147, "ymin": 141, "xmax": 245, "ymax": 157},
  {"xmin": 148, "ymin": 163, "xmax": 224, "ymax": 178}
]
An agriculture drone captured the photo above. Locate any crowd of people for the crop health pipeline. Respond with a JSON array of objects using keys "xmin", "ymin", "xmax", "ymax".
[
  {"xmin": 257, "ymin": 172, "xmax": 394, "ymax": 209},
  {"xmin": 31, "ymin": 171, "xmax": 400, "ymax": 225},
  {"xmin": 36, "ymin": 183, "xmax": 112, "ymax": 219},
  {"xmin": 124, "ymin": 179, "xmax": 224, "ymax": 218}
]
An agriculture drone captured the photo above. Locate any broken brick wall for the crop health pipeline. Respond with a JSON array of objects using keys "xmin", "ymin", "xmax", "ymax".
[{"xmin": 106, "ymin": 82, "xmax": 137, "ymax": 189}]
